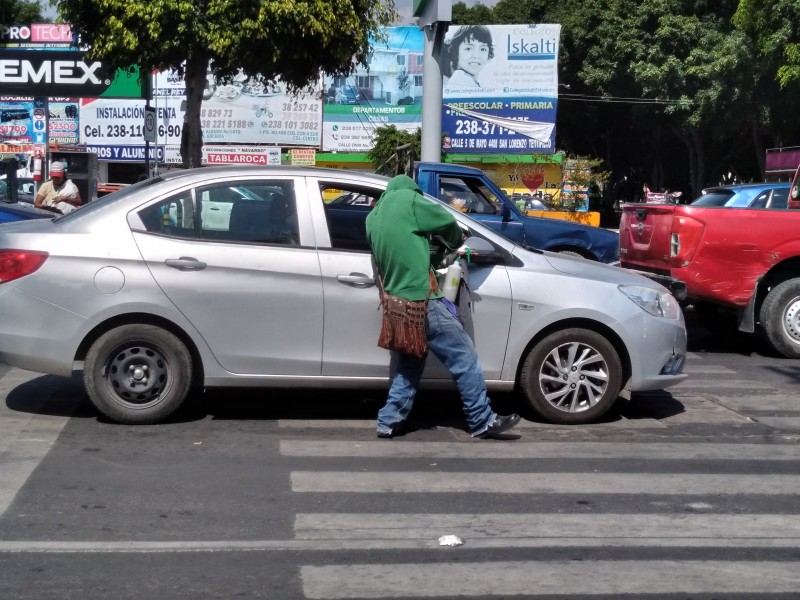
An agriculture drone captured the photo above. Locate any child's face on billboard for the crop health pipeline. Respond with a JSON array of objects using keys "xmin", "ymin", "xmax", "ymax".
[{"xmin": 457, "ymin": 36, "xmax": 490, "ymax": 76}]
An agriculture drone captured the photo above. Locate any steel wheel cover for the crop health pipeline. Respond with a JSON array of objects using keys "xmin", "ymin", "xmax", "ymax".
[
  {"xmin": 103, "ymin": 343, "xmax": 170, "ymax": 410},
  {"xmin": 538, "ymin": 341, "xmax": 610, "ymax": 413},
  {"xmin": 782, "ymin": 295, "xmax": 800, "ymax": 344}
]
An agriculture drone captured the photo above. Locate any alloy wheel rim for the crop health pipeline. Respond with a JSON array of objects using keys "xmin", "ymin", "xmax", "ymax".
[{"xmin": 538, "ymin": 341, "xmax": 610, "ymax": 413}]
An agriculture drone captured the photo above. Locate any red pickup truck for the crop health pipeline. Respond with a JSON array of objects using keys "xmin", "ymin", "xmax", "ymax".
[{"xmin": 619, "ymin": 177, "xmax": 800, "ymax": 358}]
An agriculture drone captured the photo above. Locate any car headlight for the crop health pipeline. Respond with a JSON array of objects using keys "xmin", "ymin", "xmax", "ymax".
[{"xmin": 618, "ymin": 285, "xmax": 680, "ymax": 319}]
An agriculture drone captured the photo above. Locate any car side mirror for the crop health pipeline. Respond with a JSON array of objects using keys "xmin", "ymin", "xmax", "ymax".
[
  {"xmin": 500, "ymin": 201, "xmax": 512, "ymax": 221},
  {"xmin": 464, "ymin": 236, "xmax": 500, "ymax": 264}
]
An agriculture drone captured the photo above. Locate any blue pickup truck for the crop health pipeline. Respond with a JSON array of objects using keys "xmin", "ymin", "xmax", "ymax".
[
  {"xmin": 414, "ymin": 162, "xmax": 618, "ymax": 263},
  {"xmin": 1, "ymin": 162, "xmax": 620, "ymax": 264}
]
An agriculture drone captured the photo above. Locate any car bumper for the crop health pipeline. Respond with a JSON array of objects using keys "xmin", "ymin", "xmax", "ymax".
[
  {"xmin": 621, "ymin": 310, "xmax": 688, "ymax": 392},
  {"xmin": 0, "ymin": 285, "xmax": 87, "ymax": 376}
]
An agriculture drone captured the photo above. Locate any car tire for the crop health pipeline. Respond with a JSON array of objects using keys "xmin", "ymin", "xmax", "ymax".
[
  {"xmin": 758, "ymin": 279, "xmax": 800, "ymax": 358},
  {"xmin": 84, "ymin": 325, "xmax": 193, "ymax": 424},
  {"xmin": 519, "ymin": 328, "xmax": 622, "ymax": 424}
]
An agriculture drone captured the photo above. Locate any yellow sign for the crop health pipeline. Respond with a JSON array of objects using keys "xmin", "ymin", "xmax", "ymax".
[{"xmin": 290, "ymin": 148, "xmax": 316, "ymax": 166}]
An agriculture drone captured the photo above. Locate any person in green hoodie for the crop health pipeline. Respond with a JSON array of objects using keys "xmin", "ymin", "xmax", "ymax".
[{"xmin": 366, "ymin": 174, "xmax": 520, "ymax": 439}]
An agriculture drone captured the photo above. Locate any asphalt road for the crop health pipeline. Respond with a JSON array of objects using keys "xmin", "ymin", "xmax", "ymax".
[{"xmin": 1, "ymin": 306, "xmax": 799, "ymax": 599}]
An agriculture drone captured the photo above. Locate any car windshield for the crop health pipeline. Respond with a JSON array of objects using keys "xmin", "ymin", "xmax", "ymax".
[{"xmin": 690, "ymin": 190, "xmax": 734, "ymax": 207}]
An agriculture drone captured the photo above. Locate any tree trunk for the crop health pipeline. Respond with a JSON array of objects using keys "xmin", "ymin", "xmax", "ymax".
[
  {"xmin": 751, "ymin": 119, "xmax": 765, "ymax": 180},
  {"xmin": 693, "ymin": 130, "xmax": 705, "ymax": 195},
  {"xmin": 181, "ymin": 55, "xmax": 209, "ymax": 169},
  {"xmin": 671, "ymin": 125, "xmax": 705, "ymax": 197}
]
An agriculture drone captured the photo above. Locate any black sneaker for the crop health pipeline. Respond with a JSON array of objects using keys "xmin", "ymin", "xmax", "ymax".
[
  {"xmin": 376, "ymin": 421, "xmax": 407, "ymax": 439},
  {"xmin": 476, "ymin": 414, "xmax": 521, "ymax": 439}
]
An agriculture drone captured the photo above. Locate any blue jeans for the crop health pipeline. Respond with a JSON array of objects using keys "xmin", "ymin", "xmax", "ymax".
[{"xmin": 377, "ymin": 298, "xmax": 496, "ymax": 436}]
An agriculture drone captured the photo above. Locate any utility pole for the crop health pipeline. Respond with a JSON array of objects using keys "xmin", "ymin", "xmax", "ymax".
[{"xmin": 415, "ymin": 0, "xmax": 451, "ymax": 163}]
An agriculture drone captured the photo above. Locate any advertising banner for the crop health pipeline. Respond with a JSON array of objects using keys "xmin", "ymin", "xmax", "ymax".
[
  {"xmin": 442, "ymin": 24, "xmax": 560, "ymax": 154},
  {"xmin": 80, "ymin": 98, "xmax": 183, "ymax": 146},
  {"xmin": 84, "ymin": 144, "xmax": 165, "ymax": 162},
  {"xmin": 0, "ymin": 50, "xmax": 146, "ymax": 98},
  {"xmin": 158, "ymin": 144, "xmax": 280, "ymax": 166},
  {"xmin": 80, "ymin": 68, "xmax": 322, "ymax": 148},
  {"xmin": 0, "ymin": 97, "xmax": 79, "ymax": 143},
  {"xmin": 322, "ymin": 27, "xmax": 423, "ymax": 152},
  {"xmin": 1, "ymin": 23, "xmax": 74, "ymax": 48}
]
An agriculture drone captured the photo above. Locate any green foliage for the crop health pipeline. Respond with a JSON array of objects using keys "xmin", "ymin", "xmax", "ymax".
[
  {"xmin": 367, "ymin": 126, "xmax": 422, "ymax": 176},
  {"xmin": 1, "ymin": 0, "xmax": 44, "ymax": 22},
  {"xmin": 57, "ymin": 0, "xmax": 396, "ymax": 84},
  {"xmin": 55, "ymin": 0, "xmax": 396, "ymax": 167},
  {"xmin": 451, "ymin": 2, "xmax": 495, "ymax": 25},
  {"xmin": 559, "ymin": 155, "xmax": 610, "ymax": 212}
]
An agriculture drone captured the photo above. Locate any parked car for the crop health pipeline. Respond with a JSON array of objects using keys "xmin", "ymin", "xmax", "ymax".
[
  {"xmin": 0, "ymin": 179, "xmax": 54, "ymax": 223},
  {"xmin": 0, "ymin": 166, "xmax": 687, "ymax": 425},
  {"xmin": 690, "ymin": 182, "xmax": 790, "ymax": 209}
]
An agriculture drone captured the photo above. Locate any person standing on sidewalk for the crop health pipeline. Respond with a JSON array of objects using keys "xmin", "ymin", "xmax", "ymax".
[{"xmin": 366, "ymin": 174, "xmax": 521, "ymax": 439}]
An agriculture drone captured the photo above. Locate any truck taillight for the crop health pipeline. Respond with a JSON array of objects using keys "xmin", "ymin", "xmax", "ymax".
[
  {"xmin": 668, "ymin": 216, "xmax": 704, "ymax": 267},
  {"xmin": 0, "ymin": 250, "xmax": 48, "ymax": 284}
]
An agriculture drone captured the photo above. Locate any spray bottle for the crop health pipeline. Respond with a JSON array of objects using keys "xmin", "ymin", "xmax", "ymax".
[{"xmin": 442, "ymin": 258, "xmax": 462, "ymax": 302}]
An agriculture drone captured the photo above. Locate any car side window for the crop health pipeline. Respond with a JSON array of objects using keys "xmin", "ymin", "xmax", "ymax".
[
  {"xmin": 440, "ymin": 176, "xmax": 499, "ymax": 214},
  {"xmin": 749, "ymin": 190, "xmax": 771, "ymax": 209},
  {"xmin": 137, "ymin": 191, "xmax": 196, "ymax": 238},
  {"xmin": 770, "ymin": 188, "xmax": 789, "ymax": 209},
  {"xmin": 321, "ymin": 183, "xmax": 381, "ymax": 251},
  {"xmin": 197, "ymin": 181, "xmax": 299, "ymax": 245}
]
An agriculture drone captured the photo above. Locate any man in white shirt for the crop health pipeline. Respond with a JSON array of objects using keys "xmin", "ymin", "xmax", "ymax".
[{"xmin": 34, "ymin": 161, "xmax": 82, "ymax": 214}]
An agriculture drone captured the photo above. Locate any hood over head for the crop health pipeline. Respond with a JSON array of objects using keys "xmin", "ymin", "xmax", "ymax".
[{"xmin": 380, "ymin": 174, "xmax": 421, "ymax": 199}]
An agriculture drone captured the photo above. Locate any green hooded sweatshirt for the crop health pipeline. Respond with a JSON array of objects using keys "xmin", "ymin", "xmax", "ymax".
[{"xmin": 366, "ymin": 174, "xmax": 463, "ymax": 301}]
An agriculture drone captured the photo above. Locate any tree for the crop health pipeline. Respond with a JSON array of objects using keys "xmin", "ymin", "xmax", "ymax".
[
  {"xmin": 0, "ymin": 0, "xmax": 44, "ymax": 22},
  {"xmin": 368, "ymin": 126, "xmax": 422, "ymax": 176},
  {"xmin": 397, "ymin": 66, "xmax": 411, "ymax": 99},
  {"xmin": 56, "ymin": 0, "xmax": 396, "ymax": 168}
]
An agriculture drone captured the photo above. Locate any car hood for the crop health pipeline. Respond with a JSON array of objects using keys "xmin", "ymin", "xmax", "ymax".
[{"xmin": 538, "ymin": 249, "xmax": 670, "ymax": 291}]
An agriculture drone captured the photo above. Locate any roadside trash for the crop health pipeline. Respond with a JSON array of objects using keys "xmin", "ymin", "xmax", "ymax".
[{"xmin": 438, "ymin": 535, "xmax": 463, "ymax": 547}]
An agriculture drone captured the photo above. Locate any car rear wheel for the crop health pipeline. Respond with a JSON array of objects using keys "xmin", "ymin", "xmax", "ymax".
[
  {"xmin": 519, "ymin": 328, "xmax": 622, "ymax": 424},
  {"xmin": 84, "ymin": 325, "xmax": 193, "ymax": 424},
  {"xmin": 758, "ymin": 279, "xmax": 800, "ymax": 358}
]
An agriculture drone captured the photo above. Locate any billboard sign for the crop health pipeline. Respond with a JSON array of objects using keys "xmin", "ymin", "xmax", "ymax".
[
  {"xmin": 0, "ymin": 23, "xmax": 75, "ymax": 48},
  {"xmin": 0, "ymin": 97, "xmax": 79, "ymax": 143},
  {"xmin": 322, "ymin": 27, "xmax": 423, "ymax": 151},
  {"xmin": 0, "ymin": 50, "xmax": 146, "ymax": 98},
  {"xmin": 442, "ymin": 24, "xmax": 560, "ymax": 154},
  {"xmin": 80, "ymin": 67, "xmax": 322, "ymax": 147}
]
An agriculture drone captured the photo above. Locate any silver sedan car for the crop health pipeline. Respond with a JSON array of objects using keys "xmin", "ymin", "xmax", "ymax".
[{"xmin": 0, "ymin": 166, "xmax": 687, "ymax": 425}]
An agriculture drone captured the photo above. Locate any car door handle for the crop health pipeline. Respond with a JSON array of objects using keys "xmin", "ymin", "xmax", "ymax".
[
  {"xmin": 337, "ymin": 273, "xmax": 375, "ymax": 287},
  {"xmin": 165, "ymin": 257, "xmax": 207, "ymax": 271}
]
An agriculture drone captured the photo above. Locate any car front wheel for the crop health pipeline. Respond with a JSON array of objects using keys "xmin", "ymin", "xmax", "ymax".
[
  {"xmin": 758, "ymin": 278, "xmax": 800, "ymax": 358},
  {"xmin": 519, "ymin": 328, "xmax": 622, "ymax": 424},
  {"xmin": 84, "ymin": 325, "xmax": 192, "ymax": 424}
]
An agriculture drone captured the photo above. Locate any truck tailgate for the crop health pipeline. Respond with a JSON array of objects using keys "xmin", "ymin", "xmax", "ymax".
[{"xmin": 619, "ymin": 203, "xmax": 677, "ymax": 271}]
